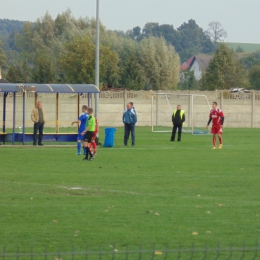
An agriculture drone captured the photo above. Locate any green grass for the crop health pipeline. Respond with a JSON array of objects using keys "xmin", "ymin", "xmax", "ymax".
[
  {"xmin": 225, "ymin": 42, "xmax": 260, "ymax": 52},
  {"xmin": 0, "ymin": 127, "xmax": 260, "ymax": 255}
]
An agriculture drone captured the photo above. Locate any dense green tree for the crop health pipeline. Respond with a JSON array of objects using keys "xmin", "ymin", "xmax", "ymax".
[
  {"xmin": 0, "ymin": 19, "xmax": 24, "ymax": 35},
  {"xmin": 59, "ymin": 35, "xmax": 119, "ymax": 85},
  {"xmin": 135, "ymin": 20, "xmax": 214, "ymax": 62},
  {"xmin": 133, "ymin": 26, "xmax": 141, "ymax": 37},
  {"xmin": 6, "ymin": 64, "xmax": 23, "ymax": 82},
  {"xmin": 240, "ymin": 51, "xmax": 260, "ymax": 70},
  {"xmin": 139, "ymin": 36, "xmax": 180, "ymax": 90},
  {"xmin": 59, "ymin": 36, "xmax": 95, "ymax": 83},
  {"xmin": 248, "ymin": 66, "xmax": 260, "ymax": 89},
  {"xmin": 0, "ymin": 41, "xmax": 8, "ymax": 69},
  {"xmin": 31, "ymin": 50, "xmax": 55, "ymax": 83},
  {"xmin": 177, "ymin": 19, "xmax": 214, "ymax": 61},
  {"xmin": 6, "ymin": 53, "xmax": 31, "ymax": 82},
  {"xmin": 201, "ymin": 44, "xmax": 248, "ymax": 90}
]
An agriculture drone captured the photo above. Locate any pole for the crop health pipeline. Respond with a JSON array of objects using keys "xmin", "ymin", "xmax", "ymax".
[
  {"xmin": 95, "ymin": 0, "xmax": 100, "ymax": 120},
  {"xmin": 3, "ymin": 92, "xmax": 7, "ymax": 133},
  {"xmin": 22, "ymin": 91, "xmax": 26, "ymax": 145}
]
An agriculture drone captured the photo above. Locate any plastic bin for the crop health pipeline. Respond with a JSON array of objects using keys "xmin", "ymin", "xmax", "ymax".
[{"xmin": 103, "ymin": 128, "xmax": 116, "ymax": 147}]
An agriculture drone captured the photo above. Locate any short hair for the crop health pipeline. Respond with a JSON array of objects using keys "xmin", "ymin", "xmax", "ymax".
[
  {"xmin": 130, "ymin": 102, "xmax": 134, "ymax": 106},
  {"xmin": 177, "ymin": 104, "xmax": 181, "ymax": 107},
  {"xmin": 87, "ymin": 107, "xmax": 93, "ymax": 114},
  {"xmin": 82, "ymin": 105, "xmax": 88, "ymax": 110},
  {"xmin": 213, "ymin": 102, "xmax": 217, "ymax": 106}
]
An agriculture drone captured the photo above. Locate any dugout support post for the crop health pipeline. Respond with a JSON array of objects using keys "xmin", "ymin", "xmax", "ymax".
[
  {"xmin": 55, "ymin": 93, "xmax": 59, "ymax": 133},
  {"xmin": 2, "ymin": 92, "xmax": 7, "ymax": 133},
  {"xmin": 12, "ymin": 92, "xmax": 16, "ymax": 144}
]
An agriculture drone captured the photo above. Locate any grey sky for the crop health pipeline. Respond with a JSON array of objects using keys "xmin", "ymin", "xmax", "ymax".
[{"xmin": 0, "ymin": 0, "xmax": 259, "ymax": 43}]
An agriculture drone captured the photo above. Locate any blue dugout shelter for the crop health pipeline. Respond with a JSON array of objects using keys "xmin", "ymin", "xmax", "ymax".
[{"xmin": 0, "ymin": 83, "xmax": 100, "ymax": 144}]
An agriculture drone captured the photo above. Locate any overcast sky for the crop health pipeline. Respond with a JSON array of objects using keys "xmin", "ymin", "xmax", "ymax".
[{"xmin": 0, "ymin": 0, "xmax": 259, "ymax": 43}]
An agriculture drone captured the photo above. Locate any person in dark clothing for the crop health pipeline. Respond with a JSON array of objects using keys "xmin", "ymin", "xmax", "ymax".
[
  {"xmin": 122, "ymin": 103, "xmax": 137, "ymax": 146},
  {"xmin": 31, "ymin": 101, "xmax": 46, "ymax": 146},
  {"xmin": 170, "ymin": 105, "xmax": 185, "ymax": 142}
]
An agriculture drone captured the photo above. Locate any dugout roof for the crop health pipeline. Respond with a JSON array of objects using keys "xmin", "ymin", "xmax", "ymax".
[{"xmin": 0, "ymin": 83, "xmax": 100, "ymax": 93}]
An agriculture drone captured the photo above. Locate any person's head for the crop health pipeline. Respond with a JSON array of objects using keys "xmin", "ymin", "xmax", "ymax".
[
  {"xmin": 126, "ymin": 103, "xmax": 131, "ymax": 109},
  {"xmin": 37, "ymin": 102, "xmax": 42, "ymax": 109},
  {"xmin": 212, "ymin": 102, "xmax": 217, "ymax": 109},
  {"xmin": 87, "ymin": 107, "xmax": 93, "ymax": 115},
  {"xmin": 129, "ymin": 102, "xmax": 134, "ymax": 108},
  {"xmin": 177, "ymin": 104, "xmax": 181, "ymax": 110},
  {"xmin": 82, "ymin": 105, "xmax": 88, "ymax": 112}
]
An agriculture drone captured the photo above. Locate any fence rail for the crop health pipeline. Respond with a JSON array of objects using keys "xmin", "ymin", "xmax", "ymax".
[{"xmin": 1, "ymin": 243, "xmax": 259, "ymax": 259}]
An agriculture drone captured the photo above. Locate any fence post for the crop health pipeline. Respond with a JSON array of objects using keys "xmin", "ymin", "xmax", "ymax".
[
  {"xmin": 251, "ymin": 90, "xmax": 255, "ymax": 128},
  {"xmin": 156, "ymin": 91, "xmax": 159, "ymax": 126},
  {"xmin": 188, "ymin": 91, "xmax": 191, "ymax": 128},
  {"xmin": 124, "ymin": 88, "xmax": 127, "ymax": 110},
  {"xmin": 220, "ymin": 90, "xmax": 223, "ymax": 110}
]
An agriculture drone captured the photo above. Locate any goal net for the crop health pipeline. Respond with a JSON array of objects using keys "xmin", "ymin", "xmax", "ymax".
[{"xmin": 151, "ymin": 93, "xmax": 211, "ymax": 134}]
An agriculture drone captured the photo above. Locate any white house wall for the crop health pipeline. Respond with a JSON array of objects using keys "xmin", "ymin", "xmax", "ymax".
[{"xmin": 190, "ymin": 60, "xmax": 202, "ymax": 80}]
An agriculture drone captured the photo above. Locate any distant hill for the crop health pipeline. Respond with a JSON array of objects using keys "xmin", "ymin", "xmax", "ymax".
[
  {"xmin": 226, "ymin": 42, "xmax": 260, "ymax": 53},
  {"xmin": 0, "ymin": 18, "xmax": 24, "ymax": 35}
]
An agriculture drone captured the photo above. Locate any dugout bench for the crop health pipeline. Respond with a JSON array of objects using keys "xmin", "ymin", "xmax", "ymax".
[
  {"xmin": 0, "ymin": 132, "xmax": 7, "ymax": 144},
  {"xmin": 4, "ymin": 133, "xmax": 78, "ymax": 144}
]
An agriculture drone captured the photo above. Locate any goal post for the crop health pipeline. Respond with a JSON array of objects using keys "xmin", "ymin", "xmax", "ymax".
[{"xmin": 151, "ymin": 93, "xmax": 211, "ymax": 134}]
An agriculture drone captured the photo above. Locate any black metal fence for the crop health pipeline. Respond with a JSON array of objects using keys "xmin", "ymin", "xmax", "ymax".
[{"xmin": 1, "ymin": 243, "xmax": 259, "ymax": 260}]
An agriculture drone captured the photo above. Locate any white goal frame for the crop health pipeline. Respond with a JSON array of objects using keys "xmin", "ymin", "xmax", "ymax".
[{"xmin": 151, "ymin": 93, "xmax": 211, "ymax": 134}]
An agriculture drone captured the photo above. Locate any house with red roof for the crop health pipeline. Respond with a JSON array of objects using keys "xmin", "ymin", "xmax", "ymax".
[{"xmin": 180, "ymin": 54, "xmax": 213, "ymax": 80}]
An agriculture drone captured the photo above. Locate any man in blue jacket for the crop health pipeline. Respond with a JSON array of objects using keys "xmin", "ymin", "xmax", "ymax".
[{"xmin": 123, "ymin": 102, "xmax": 138, "ymax": 146}]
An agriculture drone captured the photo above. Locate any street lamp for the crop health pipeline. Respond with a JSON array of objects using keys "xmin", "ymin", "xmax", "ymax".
[{"xmin": 95, "ymin": 0, "xmax": 99, "ymax": 119}]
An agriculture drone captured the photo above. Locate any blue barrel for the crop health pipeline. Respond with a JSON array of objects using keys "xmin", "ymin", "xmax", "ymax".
[{"xmin": 103, "ymin": 128, "xmax": 116, "ymax": 147}]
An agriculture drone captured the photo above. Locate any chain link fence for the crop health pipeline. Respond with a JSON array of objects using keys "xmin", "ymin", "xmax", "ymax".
[{"xmin": 1, "ymin": 243, "xmax": 259, "ymax": 259}]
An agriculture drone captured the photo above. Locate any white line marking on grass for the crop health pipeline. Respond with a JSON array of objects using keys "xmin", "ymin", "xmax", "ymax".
[{"xmin": 58, "ymin": 185, "xmax": 144, "ymax": 195}]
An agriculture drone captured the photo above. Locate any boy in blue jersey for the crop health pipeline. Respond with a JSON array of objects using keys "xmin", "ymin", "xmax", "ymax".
[{"xmin": 71, "ymin": 105, "xmax": 88, "ymax": 155}]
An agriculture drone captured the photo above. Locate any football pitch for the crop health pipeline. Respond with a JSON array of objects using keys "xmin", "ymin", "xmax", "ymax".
[{"xmin": 0, "ymin": 127, "xmax": 260, "ymax": 255}]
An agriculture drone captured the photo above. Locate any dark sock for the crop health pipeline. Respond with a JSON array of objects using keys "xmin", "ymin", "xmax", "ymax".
[{"xmin": 87, "ymin": 147, "xmax": 92, "ymax": 158}]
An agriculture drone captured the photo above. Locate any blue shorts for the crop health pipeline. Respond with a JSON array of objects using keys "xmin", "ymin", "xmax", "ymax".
[{"xmin": 77, "ymin": 133, "xmax": 84, "ymax": 141}]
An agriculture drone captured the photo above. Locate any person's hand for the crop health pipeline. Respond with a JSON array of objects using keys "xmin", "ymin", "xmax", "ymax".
[
  {"xmin": 71, "ymin": 122, "xmax": 74, "ymax": 126},
  {"xmin": 81, "ymin": 132, "xmax": 85, "ymax": 136},
  {"xmin": 206, "ymin": 125, "xmax": 208, "ymax": 129}
]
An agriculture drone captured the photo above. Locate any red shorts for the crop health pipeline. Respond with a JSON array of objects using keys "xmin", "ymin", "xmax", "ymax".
[
  {"xmin": 211, "ymin": 125, "xmax": 222, "ymax": 134},
  {"xmin": 92, "ymin": 130, "xmax": 98, "ymax": 141}
]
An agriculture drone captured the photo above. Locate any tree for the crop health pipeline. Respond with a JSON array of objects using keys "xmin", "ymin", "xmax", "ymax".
[
  {"xmin": 249, "ymin": 66, "xmax": 260, "ymax": 89},
  {"xmin": 179, "ymin": 70, "xmax": 199, "ymax": 90},
  {"xmin": 0, "ymin": 41, "xmax": 8, "ymax": 69},
  {"xmin": 207, "ymin": 21, "xmax": 227, "ymax": 43},
  {"xmin": 133, "ymin": 26, "xmax": 141, "ymax": 37},
  {"xmin": 139, "ymin": 36, "xmax": 180, "ymax": 90},
  {"xmin": 59, "ymin": 35, "xmax": 119, "ymax": 85},
  {"xmin": 240, "ymin": 51, "xmax": 260, "ymax": 70},
  {"xmin": 201, "ymin": 44, "xmax": 248, "ymax": 90},
  {"xmin": 236, "ymin": 46, "xmax": 244, "ymax": 53},
  {"xmin": 31, "ymin": 50, "xmax": 55, "ymax": 83}
]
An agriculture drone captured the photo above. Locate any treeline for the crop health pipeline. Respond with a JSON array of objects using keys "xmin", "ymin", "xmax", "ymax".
[
  {"xmin": 0, "ymin": 10, "xmax": 181, "ymax": 90},
  {"xmin": 124, "ymin": 19, "xmax": 215, "ymax": 62},
  {"xmin": 0, "ymin": 11, "xmax": 260, "ymax": 90}
]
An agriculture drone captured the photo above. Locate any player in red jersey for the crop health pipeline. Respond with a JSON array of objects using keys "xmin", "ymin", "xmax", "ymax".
[
  {"xmin": 90, "ymin": 117, "xmax": 98, "ymax": 157},
  {"xmin": 206, "ymin": 102, "xmax": 225, "ymax": 149}
]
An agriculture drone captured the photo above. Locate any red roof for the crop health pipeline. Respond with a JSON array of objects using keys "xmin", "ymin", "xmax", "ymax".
[{"xmin": 180, "ymin": 56, "xmax": 194, "ymax": 71}]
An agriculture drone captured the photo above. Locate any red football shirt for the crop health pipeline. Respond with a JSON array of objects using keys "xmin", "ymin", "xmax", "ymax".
[{"xmin": 209, "ymin": 108, "xmax": 224, "ymax": 125}]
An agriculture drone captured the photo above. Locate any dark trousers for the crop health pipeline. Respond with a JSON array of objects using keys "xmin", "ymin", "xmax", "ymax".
[
  {"xmin": 33, "ymin": 122, "xmax": 44, "ymax": 144},
  {"xmin": 124, "ymin": 123, "xmax": 135, "ymax": 146},
  {"xmin": 171, "ymin": 124, "xmax": 182, "ymax": 141}
]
